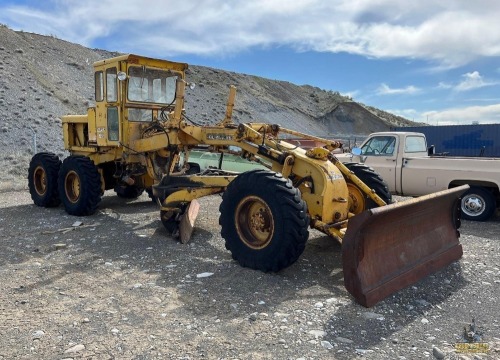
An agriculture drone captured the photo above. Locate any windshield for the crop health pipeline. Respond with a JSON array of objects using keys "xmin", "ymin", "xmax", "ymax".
[{"xmin": 127, "ymin": 66, "xmax": 178, "ymax": 104}]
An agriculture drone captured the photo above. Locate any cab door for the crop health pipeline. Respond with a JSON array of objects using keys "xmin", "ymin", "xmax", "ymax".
[
  {"xmin": 359, "ymin": 135, "xmax": 398, "ymax": 192},
  {"xmin": 94, "ymin": 66, "xmax": 120, "ymax": 146}
]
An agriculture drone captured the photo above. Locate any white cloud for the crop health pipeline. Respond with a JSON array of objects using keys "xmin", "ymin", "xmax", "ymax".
[
  {"xmin": 1, "ymin": 1, "xmax": 500, "ymax": 66},
  {"xmin": 437, "ymin": 82, "xmax": 453, "ymax": 89},
  {"xmin": 454, "ymin": 71, "xmax": 496, "ymax": 92},
  {"xmin": 423, "ymin": 103, "xmax": 500, "ymax": 124},
  {"xmin": 377, "ymin": 83, "xmax": 420, "ymax": 95}
]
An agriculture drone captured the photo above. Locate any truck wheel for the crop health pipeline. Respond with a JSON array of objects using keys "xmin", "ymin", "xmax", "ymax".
[
  {"xmin": 28, "ymin": 152, "xmax": 61, "ymax": 207},
  {"xmin": 58, "ymin": 156, "xmax": 102, "ymax": 216},
  {"xmin": 343, "ymin": 163, "xmax": 392, "ymax": 214},
  {"xmin": 219, "ymin": 169, "xmax": 309, "ymax": 272},
  {"xmin": 461, "ymin": 186, "xmax": 496, "ymax": 221},
  {"xmin": 114, "ymin": 185, "xmax": 144, "ymax": 199}
]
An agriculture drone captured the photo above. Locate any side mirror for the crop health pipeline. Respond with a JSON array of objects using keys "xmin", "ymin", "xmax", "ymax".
[
  {"xmin": 351, "ymin": 147, "xmax": 362, "ymax": 156},
  {"xmin": 427, "ymin": 145, "xmax": 435, "ymax": 156},
  {"xmin": 350, "ymin": 147, "xmax": 367, "ymax": 163}
]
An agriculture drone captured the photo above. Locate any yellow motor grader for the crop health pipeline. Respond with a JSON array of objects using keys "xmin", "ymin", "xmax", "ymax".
[{"xmin": 28, "ymin": 54, "xmax": 467, "ymax": 307}]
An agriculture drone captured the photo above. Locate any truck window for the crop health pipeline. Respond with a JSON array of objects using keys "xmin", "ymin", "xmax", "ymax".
[
  {"xmin": 106, "ymin": 67, "xmax": 118, "ymax": 102},
  {"xmin": 361, "ymin": 136, "xmax": 396, "ymax": 155},
  {"xmin": 405, "ymin": 136, "xmax": 426, "ymax": 153}
]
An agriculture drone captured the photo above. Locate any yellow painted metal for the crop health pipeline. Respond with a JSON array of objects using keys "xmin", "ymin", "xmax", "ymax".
[
  {"xmin": 310, "ymin": 218, "xmax": 346, "ymax": 243},
  {"xmin": 281, "ymin": 155, "xmax": 294, "ymax": 178},
  {"xmin": 93, "ymin": 54, "xmax": 188, "ymax": 73},
  {"xmin": 305, "ymin": 147, "xmax": 330, "ymax": 160},
  {"xmin": 171, "ymin": 79, "xmax": 186, "ymax": 125},
  {"xmin": 161, "ymin": 187, "xmax": 227, "ymax": 209},
  {"xmin": 219, "ymin": 85, "xmax": 236, "ymax": 126},
  {"xmin": 60, "ymin": 54, "xmax": 379, "ymax": 240},
  {"xmin": 346, "ymin": 183, "xmax": 366, "ymax": 215},
  {"xmin": 331, "ymin": 156, "xmax": 387, "ymax": 207}
]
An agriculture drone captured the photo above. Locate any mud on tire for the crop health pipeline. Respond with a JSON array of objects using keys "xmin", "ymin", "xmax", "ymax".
[{"xmin": 219, "ymin": 169, "xmax": 309, "ymax": 272}]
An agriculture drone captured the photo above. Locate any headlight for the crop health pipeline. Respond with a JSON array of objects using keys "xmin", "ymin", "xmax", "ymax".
[{"xmin": 117, "ymin": 71, "xmax": 127, "ymax": 81}]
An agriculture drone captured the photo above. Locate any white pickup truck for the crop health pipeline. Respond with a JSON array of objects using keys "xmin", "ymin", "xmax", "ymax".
[{"xmin": 336, "ymin": 131, "xmax": 500, "ymax": 221}]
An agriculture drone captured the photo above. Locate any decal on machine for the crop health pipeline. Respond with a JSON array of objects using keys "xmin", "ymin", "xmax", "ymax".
[
  {"xmin": 207, "ymin": 133, "xmax": 233, "ymax": 141},
  {"xmin": 97, "ymin": 127, "xmax": 106, "ymax": 139}
]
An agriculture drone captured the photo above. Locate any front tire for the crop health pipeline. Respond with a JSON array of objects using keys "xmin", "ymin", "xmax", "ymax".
[
  {"xmin": 219, "ymin": 169, "xmax": 309, "ymax": 272},
  {"xmin": 28, "ymin": 152, "xmax": 61, "ymax": 207},
  {"xmin": 461, "ymin": 186, "xmax": 496, "ymax": 221},
  {"xmin": 58, "ymin": 156, "xmax": 102, "ymax": 216},
  {"xmin": 343, "ymin": 163, "xmax": 392, "ymax": 214}
]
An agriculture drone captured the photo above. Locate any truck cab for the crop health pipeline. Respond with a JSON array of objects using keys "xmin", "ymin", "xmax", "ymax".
[
  {"xmin": 340, "ymin": 132, "xmax": 429, "ymax": 195},
  {"xmin": 337, "ymin": 131, "xmax": 500, "ymax": 221}
]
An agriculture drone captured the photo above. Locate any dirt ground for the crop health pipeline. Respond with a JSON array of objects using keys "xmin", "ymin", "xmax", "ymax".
[{"xmin": 0, "ymin": 189, "xmax": 499, "ymax": 360}]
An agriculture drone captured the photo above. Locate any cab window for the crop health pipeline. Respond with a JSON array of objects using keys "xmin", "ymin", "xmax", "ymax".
[
  {"xmin": 106, "ymin": 67, "xmax": 118, "ymax": 102},
  {"xmin": 107, "ymin": 107, "xmax": 119, "ymax": 141},
  {"xmin": 128, "ymin": 108, "xmax": 152, "ymax": 122},
  {"xmin": 405, "ymin": 136, "xmax": 426, "ymax": 153},
  {"xmin": 95, "ymin": 71, "xmax": 104, "ymax": 101},
  {"xmin": 127, "ymin": 66, "xmax": 178, "ymax": 104},
  {"xmin": 361, "ymin": 136, "xmax": 396, "ymax": 155}
]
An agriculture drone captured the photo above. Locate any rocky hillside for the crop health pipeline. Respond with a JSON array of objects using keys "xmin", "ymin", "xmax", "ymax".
[{"xmin": 0, "ymin": 25, "xmax": 419, "ymax": 188}]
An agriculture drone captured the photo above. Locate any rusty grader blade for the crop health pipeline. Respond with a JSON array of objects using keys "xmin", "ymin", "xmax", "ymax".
[
  {"xmin": 342, "ymin": 185, "xmax": 469, "ymax": 307},
  {"xmin": 179, "ymin": 199, "xmax": 200, "ymax": 244}
]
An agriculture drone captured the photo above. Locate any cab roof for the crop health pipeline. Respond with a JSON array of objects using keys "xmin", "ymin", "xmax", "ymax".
[{"xmin": 93, "ymin": 54, "xmax": 188, "ymax": 72}]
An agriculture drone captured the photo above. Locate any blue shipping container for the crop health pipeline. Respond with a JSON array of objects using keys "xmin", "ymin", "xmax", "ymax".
[{"xmin": 392, "ymin": 124, "xmax": 500, "ymax": 157}]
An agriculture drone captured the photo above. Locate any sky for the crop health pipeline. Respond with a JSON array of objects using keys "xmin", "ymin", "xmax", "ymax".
[{"xmin": 1, "ymin": 0, "xmax": 500, "ymax": 125}]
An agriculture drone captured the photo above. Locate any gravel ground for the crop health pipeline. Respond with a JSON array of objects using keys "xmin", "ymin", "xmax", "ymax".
[{"xmin": 0, "ymin": 189, "xmax": 499, "ymax": 360}]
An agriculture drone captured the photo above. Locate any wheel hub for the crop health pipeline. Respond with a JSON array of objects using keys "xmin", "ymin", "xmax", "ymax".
[
  {"xmin": 65, "ymin": 170, "xmax": 81, "ymax": 203},
  {"xmin": 462, "ymin": 195, "xmax": 484, "ymax": 215},
  {"xmin": 235, "ymin": 196, "xmax": 274, "ymax": 249},
  {"xmin": 33, "ymin": 166, "xmax": 47, "ymax": 196},
  {"xmin": 250, "ymin": 208, "xmax": 268, "ymax": 232},
  {"xmin": 347, "ymin": 183, "xmax": 365, "ymax": 215}
]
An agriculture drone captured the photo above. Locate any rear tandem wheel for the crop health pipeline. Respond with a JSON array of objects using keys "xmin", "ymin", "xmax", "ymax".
[
  {"xmin": 28, "ymin": 152, "xmax": 61, "ymax": 207},
  {"xmin": 58, "ymin": 156, "xmax": 102, "ymax": 216}
]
